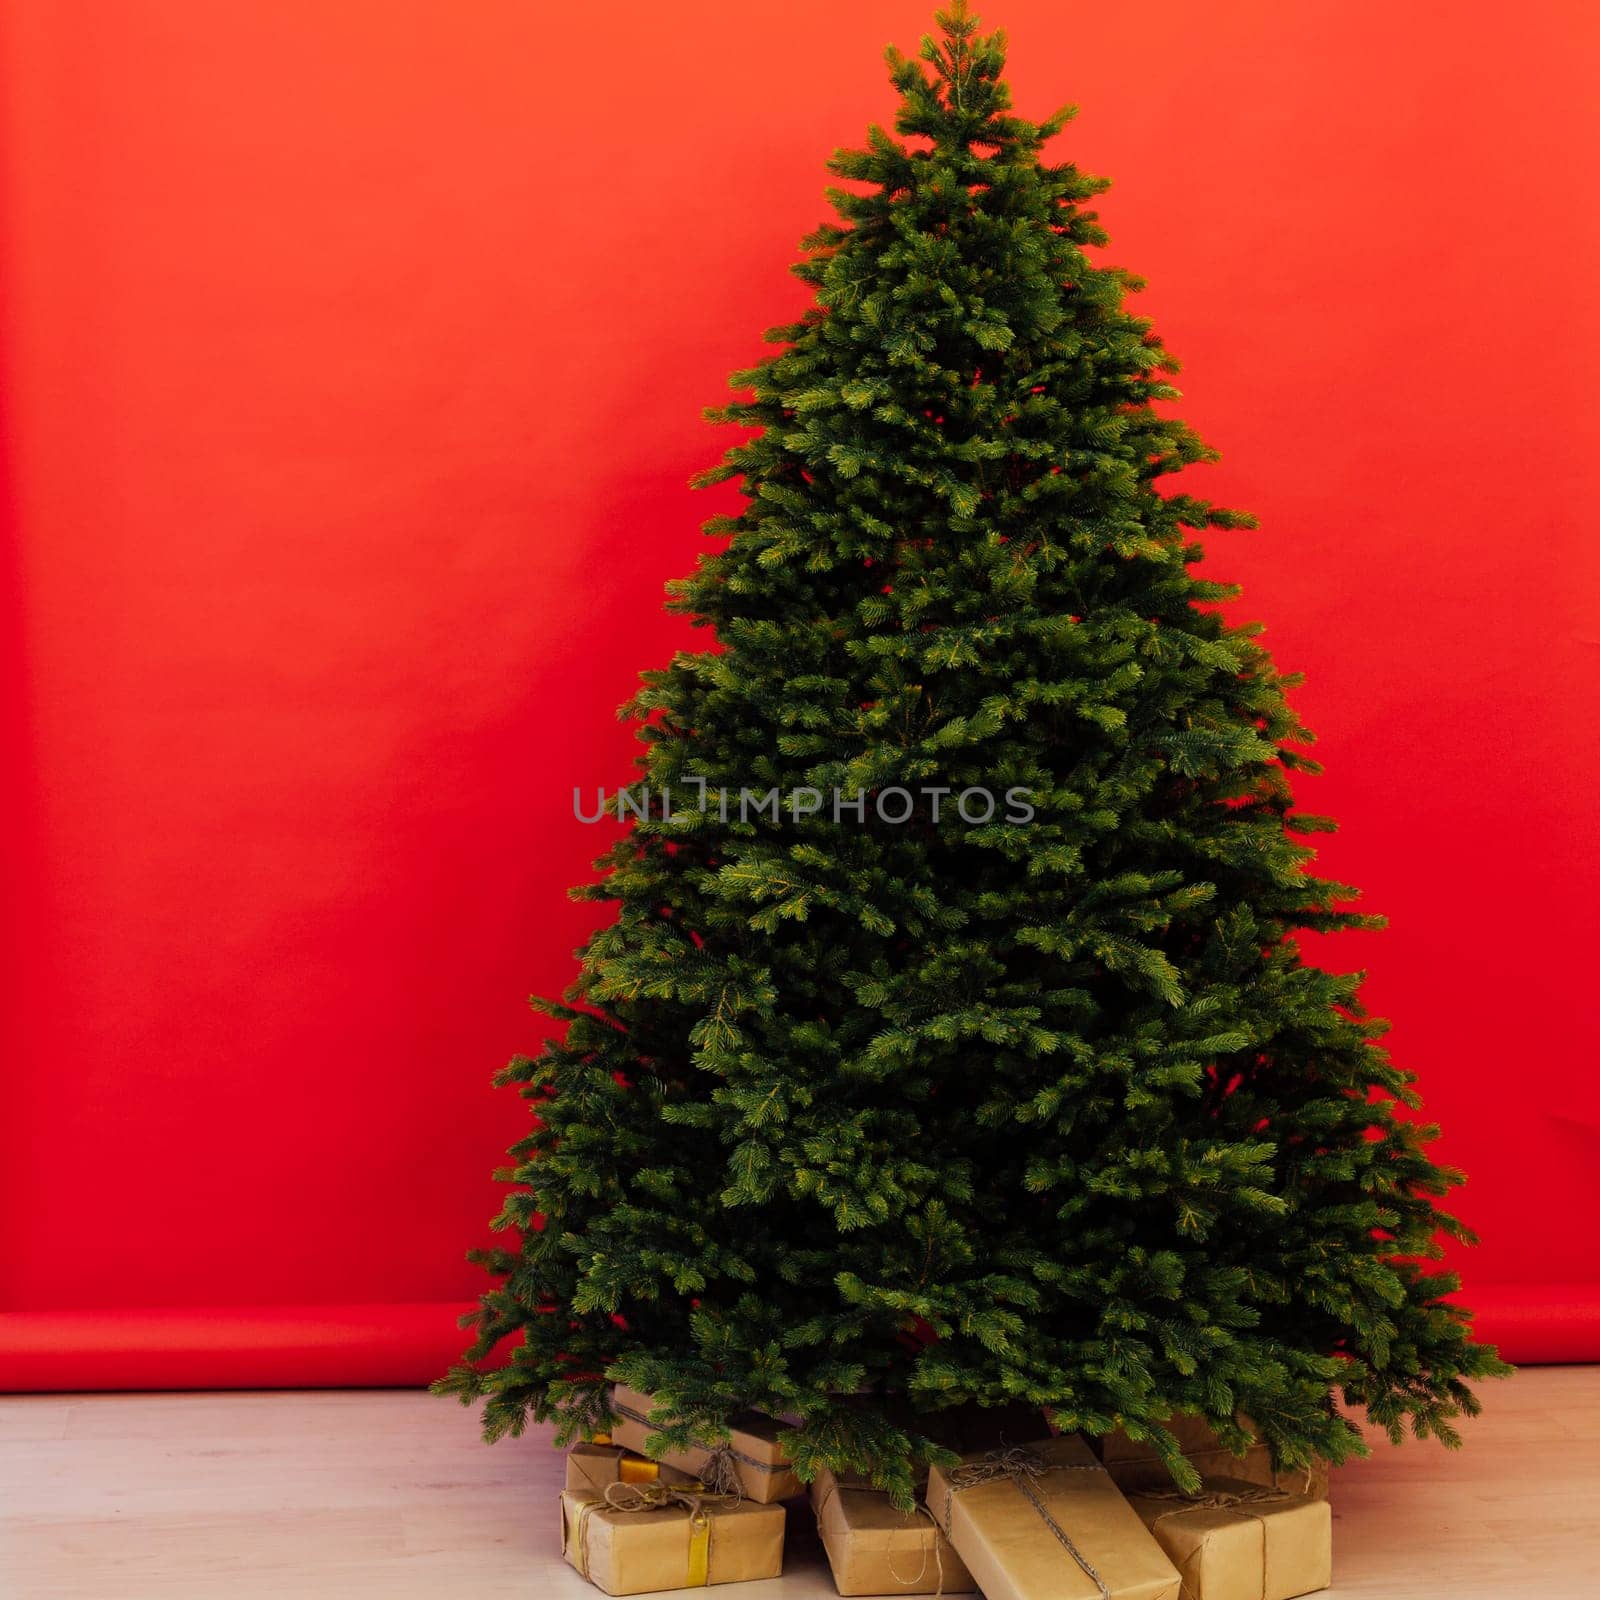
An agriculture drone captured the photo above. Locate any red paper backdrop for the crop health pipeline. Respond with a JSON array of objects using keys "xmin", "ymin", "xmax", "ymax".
[{"xmin": 3, "ymin": 0, "xmax": 1597, "ymax": 1389}]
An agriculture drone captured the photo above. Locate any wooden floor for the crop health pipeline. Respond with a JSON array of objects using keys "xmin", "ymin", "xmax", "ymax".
[{"xmin": 1, "ymin": 1368, "xmax": 1595, "ymax": 1598}]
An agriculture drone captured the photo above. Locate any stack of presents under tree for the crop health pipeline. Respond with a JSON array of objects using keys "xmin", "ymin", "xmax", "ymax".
[{"xmin": 559, "ymin": 1384, "xmax": 1333, "ymax": 1599}]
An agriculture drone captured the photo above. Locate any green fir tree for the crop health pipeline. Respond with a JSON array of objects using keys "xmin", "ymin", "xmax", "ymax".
[{"xmin": 439, "ymin": 2, "xmax": 1507, "ymax": 1505}]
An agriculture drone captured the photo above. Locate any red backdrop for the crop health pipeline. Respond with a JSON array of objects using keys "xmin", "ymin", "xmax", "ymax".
[{"xmin": 3, "ymin": 0, "xmax": 1597, "ymax": 1390}]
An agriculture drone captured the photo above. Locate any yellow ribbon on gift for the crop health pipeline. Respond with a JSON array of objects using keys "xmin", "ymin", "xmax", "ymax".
[{"xmin": 567, "ymin": 1478, "xmax": 732, "ymax": 1589}]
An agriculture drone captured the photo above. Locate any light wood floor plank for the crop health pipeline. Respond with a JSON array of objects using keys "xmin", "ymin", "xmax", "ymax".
[{"xmin": 2, "ymin": 1369, "xmax": 1596, "ymax": 1598}]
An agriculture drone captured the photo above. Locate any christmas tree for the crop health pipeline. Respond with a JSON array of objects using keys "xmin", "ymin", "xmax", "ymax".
[{"xmin": 439, "ymin": 2, "xmax": 1506, "ymax": 1504}]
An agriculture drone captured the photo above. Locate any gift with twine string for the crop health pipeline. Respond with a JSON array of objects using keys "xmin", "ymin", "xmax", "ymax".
[
  {"xmin": 559, "ymin": 1480, "xmax": 786, "ymax": 1596},
  {"xmin": 1093, "ymin": 1417, "xmax": 1329, "ymax": 1500},
  {"xmin": 810, "ymin": 1462, "xmax": 976, "ymax": 1596},
  {"xmin": 926, "ymin": 1434, "xmax": 1181, "ymax": 1600},
  {"xmin": 1125, "ymin": 1477, "xmax": 1331, "ymax": 1600},
  {"xmin": 608, "ymin": 1384, "xmax": 801, "ymax": 1504},
  {"xmin": 565, "ymin": 1440, "xmax": 700, "ymax": 1496}
]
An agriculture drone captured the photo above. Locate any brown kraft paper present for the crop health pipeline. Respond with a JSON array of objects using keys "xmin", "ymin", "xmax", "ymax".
[
  {"xmin": 927, "ymin": 1433, "xmax": 1182, "ymax": 1600},
  {"xmin": 1126, "ymin": 1478, "xmax": 1332, "ymax": 1600},
  {"xmin": 560, "ymin": 1482, "xmax": 786, "ymax": 1595},
  {"xmin": 565, "ymin": 1441, "xmax": 698, "ymax": 1496},
  {"xmin": 811, "ymin": 1462, "xmax": 976, "ymax": 1595},
  {"xmin": 609, "ymin": 1383, "xmax": 801, "ymax": 1503},
  {"xmin": 1095, "ymin": 1418, "xmax": 1328, "ymax": 1499}
]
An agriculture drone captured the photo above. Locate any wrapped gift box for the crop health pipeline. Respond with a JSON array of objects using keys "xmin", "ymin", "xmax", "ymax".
[
  {"xmin": 609, "ymin": 1384, "xmax": 801, "ymax": 1503},
  {"xmin": 560, "ymin": 1485, "xmax": 786, "ymax": 1595},
  {"xmin": 927, "ymin": 1433, "xmax": 1181, "ymax": 1600},
  {"xmin": 811, "ymin": 1462, "xmax": 976, "ymax": 1595},
  {"xmin": 565, "ymin": 1441, "xmax": 698, "ymax": 1496},
  {"xmin": 1095, "ymin": 1417, "xmax": 1328, "ymax": 1499},
  {"xmin": 1126, "ymin": 1477, "xmax": 1332, "ymax": 1600}
]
